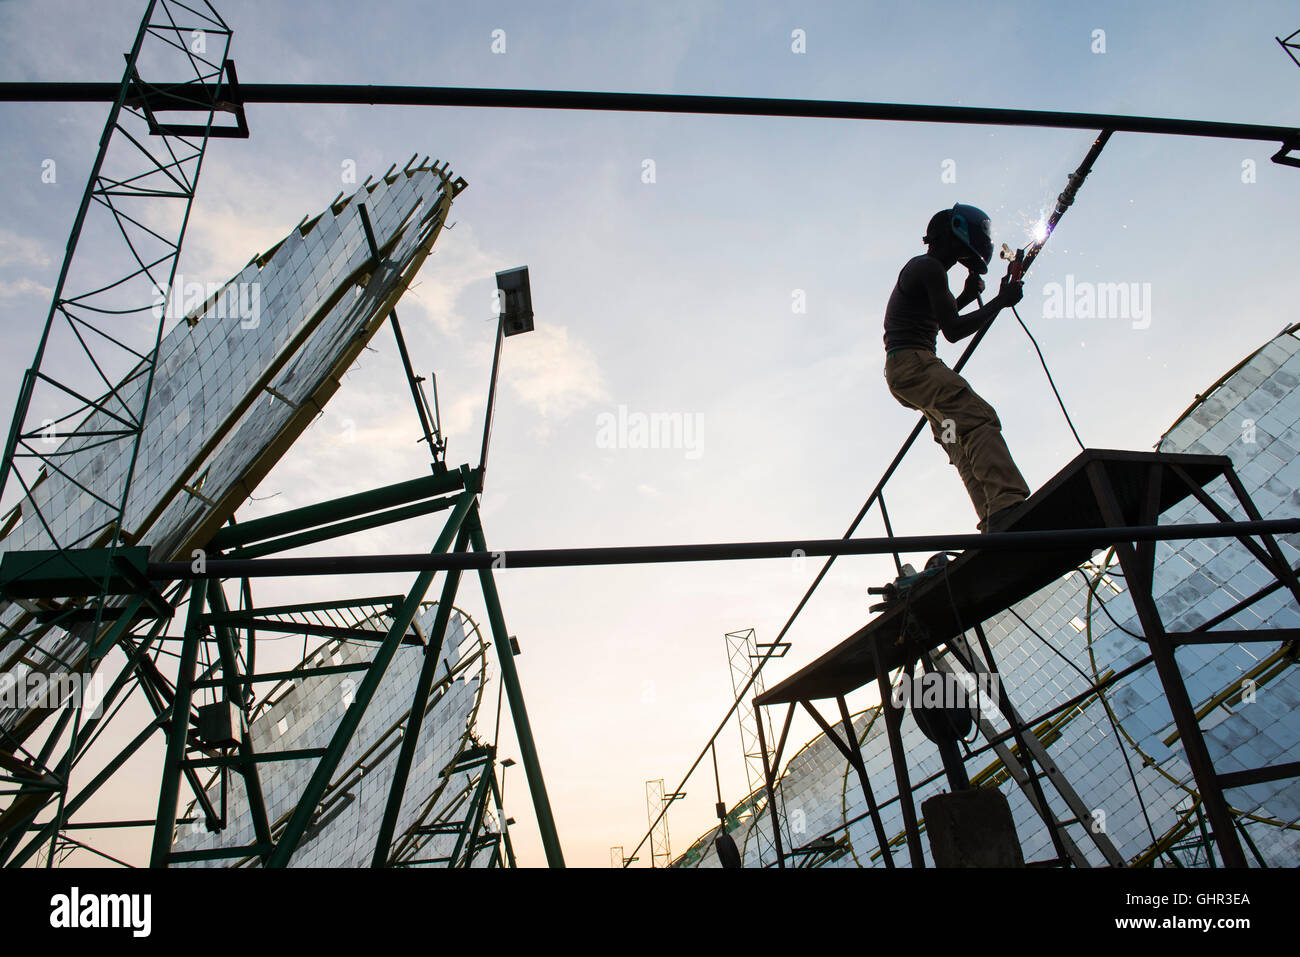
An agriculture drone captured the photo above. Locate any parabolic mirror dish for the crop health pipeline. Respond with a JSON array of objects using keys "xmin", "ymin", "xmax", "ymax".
[
  {"xmin": 0, "ymin": 160, "xmax": 465, "ymax": 742},
  {"xmin": 171, "ymin": 604, "xmax": 496, "ymax": 868}
]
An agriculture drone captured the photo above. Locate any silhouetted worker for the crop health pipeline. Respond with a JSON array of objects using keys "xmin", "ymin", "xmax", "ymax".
[{"xmin": 883, "ymin": 204, "xmax": 1029, "ymax": 532}]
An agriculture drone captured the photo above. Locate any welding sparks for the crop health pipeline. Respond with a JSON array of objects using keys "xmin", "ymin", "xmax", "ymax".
[{"xmin": 1014, "ymin": 207, "xmax": 1051, "ymax": 247}]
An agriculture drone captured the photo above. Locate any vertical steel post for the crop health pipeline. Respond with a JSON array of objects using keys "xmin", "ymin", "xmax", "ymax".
[
  {"xmin": 835, "ymin": 695, "xmax": 894, "ymax": 868},
  {"xmin": 753, "ymin": 701, "xmax": 786, "ymax": 868},
  {"xmin": 266, "ymin": 488, "xmax": 476, "ymax": 867},
  {"xmin": 450, "ymin": 758, "xmax": 494, "ymax": 867},
  {"xmin": 207, "ymin": 581, "xmax": 272, "ymax": 861},
  {"xmin": 1086, "ymin": 460, "xmax": 1247, "ymax": 867},
  {"xmin": 467, "ymin": 509, "xmax": 565, "ymax": 867},
  {"xmin": 371, "ymin": 527, "xmax": 470, "ymax": 866},
  {"xmin": 478, "ymin": 316, "xmax": 505, "ymax": 478},
  {"xmin": 150, "ymin": 578, "xmax": 207, "ymax": 867},
  {"xmin": 487, "ymin": 770, "xmax": 517, "ymax": 868},
  {"xmin": 874, "ymin": 643, "xmax": 925, "ymax": 867}
]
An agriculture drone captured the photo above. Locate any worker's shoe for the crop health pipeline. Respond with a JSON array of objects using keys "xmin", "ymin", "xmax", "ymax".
[{"xmin": 983, "ymin": 502, "xmax": 1026, "ymax": 534}]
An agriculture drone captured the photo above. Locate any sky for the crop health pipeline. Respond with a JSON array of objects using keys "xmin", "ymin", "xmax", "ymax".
[{"xmin": 0, "ymin": 0, "xmax": 1298, "ymax": 867}]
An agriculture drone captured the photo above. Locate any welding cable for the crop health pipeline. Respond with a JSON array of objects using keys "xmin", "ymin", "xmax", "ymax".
[
  {"xmin": 1081, "ymin": 552, "xmax": 1300, "ymax": 851},
  {"xmin": 1073, "ymin": 567, "xmax": 1146, "ymax": 640},
  {"xmin": 1005, "ymin": 601, "xmax": 1160, "ymax": 850},
  {"xmin": 1010, "ymin": 304, "xmax": 1085, "ymax": 450},
  {"xmin": 628, "ymin": 139, "xmax": 1112, "ymax": 865}
]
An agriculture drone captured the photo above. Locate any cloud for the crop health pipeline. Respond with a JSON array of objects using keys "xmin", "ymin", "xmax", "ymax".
[
  {"xmin": 0, "ymin": 278, "xmax": 52, "ymax": 299},
  {"xmin": 0, "ymin": 229, "xmax": 51, "ymax": 268},
  {"xmin": 504, "ymin": 323, "xmax": 608, "ymax": 420},
  {"xmin": 439, "ymin": 391, "xmax": 483, "ymax": 444},
  {"xmin": 179, "ymin": 198, "xmax": 304, "ymax": 284},
  {"xmin": 403, "ymin": 223, "xmax": 499, "ymax": 337}
]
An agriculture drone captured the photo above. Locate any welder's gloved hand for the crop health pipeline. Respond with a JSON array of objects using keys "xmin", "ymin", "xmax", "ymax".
[
  {"xmin": 999, "ymin": 276, "xmax": 1024, "ymax": 307},
  {"xmin": 962, "ymin": 272, "xmax": 986, "ymax": 300}
]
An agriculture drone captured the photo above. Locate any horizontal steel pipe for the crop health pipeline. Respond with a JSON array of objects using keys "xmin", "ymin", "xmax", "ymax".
[
  {"xmin": 148, "ymin": 517, "xmax": 1300, "ymax": 580},
  {"xmin": 1, "ymin": 83, "xmax": 1296, "ymax": 144}
]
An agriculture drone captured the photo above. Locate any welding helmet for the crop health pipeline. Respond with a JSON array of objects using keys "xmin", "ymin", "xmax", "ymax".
[{"xmin": 925, "ymin": 204, "xmax": 994, "ymax": 274}]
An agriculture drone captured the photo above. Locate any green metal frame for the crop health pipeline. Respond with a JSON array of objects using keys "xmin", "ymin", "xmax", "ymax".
[
  {"xmin": 261, "ymin": 484, "xmax": 478, "ymax": 866},
  {"xmin": 394, "ymin": 744, "xmax": 514, "ymax": 867},
  {"xmin": 371, "ymin": 526, "xmax": 472, "ymax": 865},
  {"xmin": 466, "ymin": 510, "xmax": 564, "ymax": 867},
  {"xmin": 0, "ymin": 0, "xmax": 241, "ymax": 866},
  {"xmin": 2, "ymin": 465, "xmax": 563, "ymax": 868},
  {"xmin": 0, "ymin": 3, "xmax": 560, "ymax": 869}
]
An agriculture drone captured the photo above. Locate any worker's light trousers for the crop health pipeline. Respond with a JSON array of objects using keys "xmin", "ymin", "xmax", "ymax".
[{"xmin": 884, "ymin": 348, "xmax": 1029, "ymax": 529}]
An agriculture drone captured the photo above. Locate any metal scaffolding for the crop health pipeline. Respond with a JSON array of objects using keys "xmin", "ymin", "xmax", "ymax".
[
  {"xmin": 725, "ymin": 628, "xmax": 788, "ymax": 866},
  {"xmin": 645, "ymin": 779, "xmax": 671, "ymax": 868},
  {"xmin": 0, "ymin": 1, "xmax": 559, "ymax": 869},
  {"xmin": 0, "ymin": 0, "xmax": 243, "ymax": 868},
  {"xmin": 0, "ymin": 462, "xmax": 562, "ymax": 867},
  {"xmin": 752, "ymin": 450, "xmax": 1300, "ymax": 869}
]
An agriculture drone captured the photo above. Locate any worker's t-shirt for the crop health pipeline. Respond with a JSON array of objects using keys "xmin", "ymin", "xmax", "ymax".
[{"xmin": 883, "ymin": 253, "xmax": 943, "ymax": 353}]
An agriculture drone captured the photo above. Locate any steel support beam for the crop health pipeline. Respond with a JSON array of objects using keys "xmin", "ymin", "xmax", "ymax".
[
  {"xmin": 371, "ymin": 527, "xmax": 470, "ymax": 866},
  {"xmin": 449, "ymin": 756, "xmax": 494, "ymax": 868},
  {"xmin": 944, "ymin": 636, "xmax": 1121, "ymax": 867},
  {"xmin": 207, "ymin": 470, "xmax": 465, "ymax": 550},
  {"xmin": 467, "ymin": 508, "xmax": 564, "ymax": 868},
  {"xmin": 834, "ymin": 695, "xmax": 896, "ymax": 868},
  {"xmin": 3, "ymin": 594, "xmax": 195, "ymax": 867},
  {"xmin": 1217, "ymin": 466, "xmax": 1300, "ymax": 610},
  {"xmin": 148, "ymin": 517, "xmax": 1300, "ymax": 580},
  {"xmin": 227, "ymin": 496, "xmax": 460, "ymax": 560},
  {"xmin": 265, "ymin": 487, "xmax": 476, "ymax": 867},
  {"xmin": 1086, "ymin": 461, "xmax": 1248, "ymax": 867},
  {"xmin": 0, "ymin": 592, "xmax": 150, "ymax": 862},
  {"xmin": 873, "ymin": 645, "xmax": 925, "ymax": 867},
  {"xmin": 356, "ymin": 202, "xmax": 441, "ymax": 465},
  {"xmin": 6, "ymin": 713, "xmax": 170, "ymax": 869},
  {"xmin": 967, "ymin": 625, "xmax": 1077, "ymax": 867},
  {"xmin": 797, "ymin": 697, "xmax": 895, "ymax": 868},
  {"xmin": 150, "ymin": 578, "xmax": 207, "ymax": 867},
  {"xmin": 207, "ymin": 581, "xmax": 272, "ymax": 862},
  {"xmin": 487, "ymin": 769, "xmax": 516, "ymax": 868},
  {"xmin": 753, "ymin": 701, "xmax": 788, "ymax": 869},
  {"xmin": 2, "ymin": 82, "xmax": 1297, "ymax": 148}
]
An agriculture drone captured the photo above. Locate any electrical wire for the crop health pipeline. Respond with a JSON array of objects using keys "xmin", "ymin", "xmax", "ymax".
[
  {"xmin": 1073, "ymin": 568, "xmax": 1146, "ymax": 639},
  {"xmin": 1010, "ymin": 303, "xmax": 1085, "ymax": 451},
  {"xmin": 924, "ymin": 292, "xmax": 1155, "ymax": 851},
  {"xmin": 626, "ymin": 148, "xmax": 1106, "ymax": 863},
  {"xmin": 1004, "ymin": 594, "xmax": 1160, "ymax": 851},
  {"xmin": 1081, "ymin": 548, "xmax": 1300, "ymax": 858}
]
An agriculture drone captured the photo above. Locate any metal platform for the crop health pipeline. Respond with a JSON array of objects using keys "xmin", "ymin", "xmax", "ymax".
[{"xmin": 757, "ymin": 448, "xmax": 1233, "ymax": 707}]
